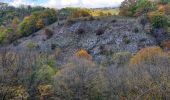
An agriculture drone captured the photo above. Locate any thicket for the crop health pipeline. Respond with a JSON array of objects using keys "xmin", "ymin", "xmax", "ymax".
[
  {"xmin": 18, "ymin": 9, "xmax": 57, "ymax": 36},
  {"xmin": 1, "ymin": 46, "xmax": 170, "ymax": 99},
  {"xmin": 119, "ymin": 0, "xmax": 156, "ymax": 17}
]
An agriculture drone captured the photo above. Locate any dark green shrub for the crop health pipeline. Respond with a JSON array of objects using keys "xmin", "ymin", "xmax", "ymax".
[
  {"xmin": 133, "ymin": 27, "xmax": 139, "ymax": 33},
  {"xmin": 159, "ymin": 0, "xmax": 170, "ymax": 4},
  {"xmin": 148, "ymin": 12, "xmax": 168, "ymax": 28},
  {"xmin": 119, "ymin": 0, "xmax": 156, "ymax": 16},
  {"xmin": 76, "ymin": 28, "xmax": 85, "ymax": 34},
  {"xmin": 96, "ymin": 28, "xmax": 105, "ymax": 35}
]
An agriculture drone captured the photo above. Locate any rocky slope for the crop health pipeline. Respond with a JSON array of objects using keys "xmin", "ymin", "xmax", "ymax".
[{"xmin": 5, "ymin": 16, "xmax": 157, "ymax": 66}]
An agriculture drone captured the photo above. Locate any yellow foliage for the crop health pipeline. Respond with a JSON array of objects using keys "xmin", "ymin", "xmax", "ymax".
[
  {"xmin": 130, "ymin": 46, "xmax": 163, "ymax": 65},
  {"xmin": 76, "ymin": 49, "xmax": 92, "ymax": 60},
  {"xmin": 158, "ymin": 5, "xmax": 166, "ymax": 12},
  {"xmin": 36, "ymin": 19, "xmax": 45, "ymax": 29},
  {"xmin": 0, "ymin": 85, "xmax": 29, "ymax": 99},
  {"xmin": 12, "ymin": 17, "xmax": 20, "ymax": 29},
  {"xmin": 38, "ymin": 84, "xmax": 53, "ymax": 100},
  {"xmin": 147, "ymin": 11, "xmax": 159, "ymax": 20}
]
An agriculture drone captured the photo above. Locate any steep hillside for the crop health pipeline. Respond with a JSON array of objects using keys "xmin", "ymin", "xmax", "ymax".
[{"xmin": 5, "ymin": 16, "xmax": 157, "ymax": 66}]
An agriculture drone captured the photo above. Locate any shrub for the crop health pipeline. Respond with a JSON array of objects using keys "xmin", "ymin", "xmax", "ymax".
[
  {"xmin": 36, "ymin": 65, "xmax": 56, "ymax": 84},
  {"xmin": 119, "ymin": 0, "xmax": 156, "ymax": 16},
  {"xmin": 130, "ymin": 46, "xmax": 163, "ymax": 65},
  {"xmin": 12, "ymin": 17, "xmax": 20, "ymax": 30},
  {"xmin": 161, "ymin": 40, "xmax": 170, "ymax": 50},
  {"xmin": 158, "ymin": 5, "xmax": 166, "ymax": 12},
  {"xmin": 44, "ymin": 28, "xmax": 54, "ymax": 39},
  {"xmin": 112, "ymin": 52, "xmax": 132, "ymax": 65},
  {"xmin": 148, "ymin": 12, "xmax": 168, "ymax": 28},
  {"xmin": 76, "ymin": 28, "xmax": 85, "ymax": 34},
  {"xmin": 88, "ymin": 16, "xmax": 95, "ymax": 21},
  {"xmin": 123, "ymin": 36, "xmax": 131, "ymax": 44},
  {"xmin": 18, "ymin": 9, "xmax": 57, "ymax": 37},
  {"xmin": 71, "ymin": 9, "xmax": 91, "ymax": 18},
  {"xmin": 159, "ymin": 0, "xmax": 170, "ymax": 4},
  {"xmin": 27, "ymin": 41, "xmax": 37, "ymax": 49},
  {"xmin": 53, "ymin": 58, "xmax": 105, "ymax": 100},
  {"xmin": 65, "ymin": 18, "xmax": 76, "ymax": 26},
  {"xmin": 167, "ymin": 27, "xmax": 170, "ymax": 35},
  {"xmin": 76, "ymin": 49, "xmax": 92, "ymax": 60},
  {"xmin": 0, "ymin": 85, "xmax": 29, "ymax": 100},
  {"xmin": 38, "ymin": 85, "xmax": 53, "ymax": 100},
  {"xmin": 36, "ymin": 19, "xmax": 45, "ymax": 29},
  {"xmin": 111, "ymin": 19, "xmax": 117, "ymax": 23},
  {"xmin": 18, "ymin": 16, "xmax": 37, "ymax": 36},
  {"xmin": 0, "ymin": 27, "xmax": 7, "ymax": 43},
  {"xmin": 133, "ymin": 27, "xmax": 139, "ymax": 33},
  {"xmin": 165, "ymin": 3, "xmax": 170, "ymax": 15},
  {"xmin": 134, "ymin": 0, "xmax": 156, "ymax": 16},
  {"xmin": 96, "ymin": 28, "xmax": 105, "ymax": 35}
]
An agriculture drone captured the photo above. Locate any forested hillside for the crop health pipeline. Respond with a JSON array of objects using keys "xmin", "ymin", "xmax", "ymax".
[{"xmin": 0, "ymin": 0, "xmax": 170, "ymax": 100}]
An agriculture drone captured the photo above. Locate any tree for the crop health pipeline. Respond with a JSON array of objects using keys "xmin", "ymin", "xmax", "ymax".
[
  {"xmin": 11, "ymin": 17, "xmax": 20, "ymax": 30},
  {"xmin": 119, "ymin": 0, "xmax": 156, "ymax": 16},
  {"xmin": 18, "ymin": 16, "xmax": 37, "ymax": 36},
  {"xmin": 53, "ymin": 58, "xmax": 105, "ymax": 100}
]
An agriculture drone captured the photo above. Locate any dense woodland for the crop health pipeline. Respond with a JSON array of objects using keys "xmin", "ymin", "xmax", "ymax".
[{"xmin": 0, "ymin": 0, "xmax": 170, "ymax": 100}]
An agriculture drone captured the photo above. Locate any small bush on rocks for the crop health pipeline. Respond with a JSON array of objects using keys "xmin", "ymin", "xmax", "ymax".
[
  {"xmin": 96, "ymin": 28, "xmax": 105, "ymax": 36},
  {"xmin": 44, "ymin": 28, "xmax": 54, "ymax": 39},
  {"xmin": 76, "ymin": 49, "xmax": 92, "ymax": 60},
  {"xmin": 76, "ymin": 28, "xmax": 85, "ymax": 34}
]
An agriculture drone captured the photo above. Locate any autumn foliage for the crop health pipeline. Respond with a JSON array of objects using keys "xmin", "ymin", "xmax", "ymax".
[
  {"xmin": 130, "ymin": 46, "xmax": 163, "ymax": 65},
  {"xmin": 76, "ymin": 49, "xmax": 92, "ymax": 60}
]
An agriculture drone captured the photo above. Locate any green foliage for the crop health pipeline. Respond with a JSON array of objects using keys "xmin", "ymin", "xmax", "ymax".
[
  {"xmin": 0, "ymin": 27, "xmax": 15, "ymax": 43},
  {"xmin": 26, "ymin": 41, "xmax": 37, "ymax": 49},
  {"xmin": 0, "ymin": 27, "xmax": 7, "ymax": 43},
  {"xmin": 36, "ymin": 65, "xmax": 56, "ymax": 83},
  {"xmin": 18, "ymin": 9, "xmax": 57, "ymax": 36},
  {"xmin": 159, "ymin": 0, "xmax": 170, "ymax": 4},
  {"xmin": 149, "ymin": 12, "xmax": 168, "ymax": 28},
  {"xmin": 18, "ymin": 16, "xmax": 37, "ymax": 36},
  {"xmin": 135, "ymin": 0, "xmax": 156, "ymax": 13},
  {"xmin": 119, "ymin": 0, "xmax": 156, "ymax": 16},
  {"xmin": 0, "ymin": 4, "xmax": 45, "ymax": 26},
  {"xmin": 58, "ymin": 7, "xmax": 80, "ymax": 19}
]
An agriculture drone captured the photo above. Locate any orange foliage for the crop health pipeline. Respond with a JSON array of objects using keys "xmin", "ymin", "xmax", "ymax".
[
  {"xmin": 76, "ymin": 49, "xmax": 92, "ymax": 60},
  {"xmin": 130, "ymin": 46, "xmax": 163, "ymax": 65}
]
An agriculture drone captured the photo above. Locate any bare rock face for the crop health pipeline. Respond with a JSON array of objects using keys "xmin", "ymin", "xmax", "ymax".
[{"xmin": 6, "ymin": 17, "xmax": 157, "ymax": 65}]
